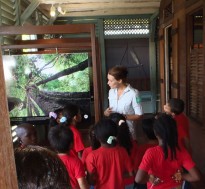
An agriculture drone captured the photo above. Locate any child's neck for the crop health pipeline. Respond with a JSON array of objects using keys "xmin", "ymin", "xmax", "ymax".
[
  {"xmin": 147, "ymin": 139, "xmax": 158, "ymax": 145},
  {"xmin": 58, "ymin": 151, "xmax": 70, "ymax": 156},
  {"xmin": 70, "ymin": 120, "xmax": 77, "ymax": 126},
  {"xmin": 101, "ymin": 143, "xmax": 114, "ymax": 148}
]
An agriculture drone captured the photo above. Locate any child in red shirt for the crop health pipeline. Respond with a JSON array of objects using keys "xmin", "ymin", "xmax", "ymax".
[
  {"xmin": 164, "ymin": 98, "xmax": 191, "ymax": 153},
  {"xmin": 109, "ymin": 112, "xmax": 137, "ymax": 189},
  {"xmin": 85, "ymin": 119, "xmax": 133, "ymax": 189},
  {"xmin": 135, "ymin": 114, "xmax": 201, "ymax": 189},
  {"xmin": 48, "ymin": 125, "xmax": 89, "ymax": 189},
  {"xmin": 14, "ymin": 145, "xmax": 70, "ymax": 189},
  {"xmin": 15, "ymin": 123, "xmax": 37, "ymax": 148},
  {"xmin": 81, "ymin": 124, "xmax": 100, "ymax": 165},
  {"xmin": 135, "ymin": 118, "xmax": 158, "ymax": 168},
  {"xmin": 48, "ymin": 108, "xmax": 63, "ymax": 129},
  {"xmin": 59, "ymin": 104, "xmax": 85, "ymax": 158},
  {"xmin": 134, "ymin": 117, "xmax": 158, "ymax": 189}
]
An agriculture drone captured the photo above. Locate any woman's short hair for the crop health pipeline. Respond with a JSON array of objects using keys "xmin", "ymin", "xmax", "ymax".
[{"xmin": 108, "ymin": 66, "xmax": 128, "ymax": 82}]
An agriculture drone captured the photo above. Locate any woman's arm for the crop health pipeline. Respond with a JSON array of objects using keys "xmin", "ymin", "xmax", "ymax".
[{"xmin": 124, "ymin": 114, "xmax": 143, "ymax": 121}]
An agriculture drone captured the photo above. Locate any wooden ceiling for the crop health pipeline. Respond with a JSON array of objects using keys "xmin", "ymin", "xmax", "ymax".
[{"xmin": 37, "ymin": 0, "xmax": 161, "ymax": 18}]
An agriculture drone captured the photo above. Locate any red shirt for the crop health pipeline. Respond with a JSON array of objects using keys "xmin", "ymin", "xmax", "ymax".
[
  {"xmin": 124, "ymin": 140, "xmax": 138, "ymax": 185},
  {"xmin": 86, "ymin": 146, "xmax": 133, "ymax": 189},
  {"xmin": 81, "ymin": 146, "xmax": 92, "ymax": 165},
  {"xmin": 174, "ymin": 113, "xmax": 190, "ymax": 149},
  {"xmin": 174, "ymin": 113, "xmax": 190, "ymax": 138},
  {"xmin": 135, "ymin": 143, "xmax": 158, "ymax": 170},
  {"xmin": 58, "ymin": 153, "xmax": 86, "ymax": 189},
  {"xmin": 130, "ymin": 140, "xmax": 138, "ymax": 172},
  {"xmin": 139, "ymin": 146, "xmax": 195, "ymax": 189},
  {"xmin": 70, "ymin": 125, "xmax": 85, "ymax": 153}
]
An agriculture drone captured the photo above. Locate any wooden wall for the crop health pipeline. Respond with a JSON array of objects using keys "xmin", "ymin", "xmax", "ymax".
[
  {"xmin": 0, "ymin": 48, "xmax": 18, "ymax": 188},
  {"xmin": 158, "ymin": 0, "xmax": 205, "ymax": 124}
]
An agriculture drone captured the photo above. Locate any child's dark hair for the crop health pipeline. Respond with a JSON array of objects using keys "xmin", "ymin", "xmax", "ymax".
[
  {"xmin": 153, "ymin": 113, "xmax": 179, "ymax": 160},
  {"xmin": 48, "ymin": 126, "xmax": 74, "ymax": 153},
  {"xmin": 49, "ymin": 117, "xmax": 58, "ymax": 129},
  {"xmin": 60, "ymin": 104, "xmax": 80, "ymax": 126},
  {"xmin": 142, "ymin": 117, "xmax": 157, "ymax": 140},
  {"xmin": 14, "ymin": 145, "xmax": 70, "ymax": 189},
  {"xmin": 89, "ymin": 125, "xmax": 100, "ymax": 150},
  {"xmin": 94, "ymin": 119, "xmax": 118, "ymax": 147},
  {"xmin": 108, "ymin": 112, "xmax": 126, "ymax": 124},
  {"xmin": 168, "ymin": 98, "xmax": 184, "ymax": 115},
  {"xmin": 48, "ymin": 108, "xmax": 63, "ymax": 128},
  {"xmin": 109, "ymin": 113, "xmax": 133, "ymax": 154}
]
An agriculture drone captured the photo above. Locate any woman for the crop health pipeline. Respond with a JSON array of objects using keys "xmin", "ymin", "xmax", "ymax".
[{"xmin": 104, "ymin": 65, "xmax": 143, "ymax": 139}]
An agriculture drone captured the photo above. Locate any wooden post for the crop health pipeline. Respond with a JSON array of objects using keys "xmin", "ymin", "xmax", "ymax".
[{"xmin": 0, "ymin": 46, "xmax": 18, "ymax": 189}]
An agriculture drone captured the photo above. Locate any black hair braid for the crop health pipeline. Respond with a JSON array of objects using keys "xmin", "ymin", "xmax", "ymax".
[
  {"xmin": 117, "ymin": 122, "xmax": 133, "ymax": 155},
  {"xmin": 154, "ymin": 114, "xmax": 179, "ymax": 160}
]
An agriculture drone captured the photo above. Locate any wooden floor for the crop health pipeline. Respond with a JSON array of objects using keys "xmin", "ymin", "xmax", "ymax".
[{"xmin": 189, "ymin": 119, "xmax": 205, "ymax": 188}]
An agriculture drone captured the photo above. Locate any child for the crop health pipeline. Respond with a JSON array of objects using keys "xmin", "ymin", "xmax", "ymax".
[
  {"xmin": 14, "ymin": 145, "xmax": 70, "ymax": 189},
  {"xmin": 48, "ymin": 126, "xmax": 89, "ymax": 189},
  {"xmin": 164, "ymin": 98, "xmax": 191, "ymax": 153},
  {"xmin": 85, "ymin": 119, "xmax": 133, "ymax": 189},
  {"xmin": 81, "ymin": 124, "xmax": 100, "ymax": 165},
  {"xmin": 135, "ymin": 114, "xmax": 201, "ymax": 189},
  {"xmin": 109, "ymin": 112, "xmax": 137, "ymax": 189},
  {"xmin": 60, "ymin": 104, "xmax": 85, "ymax": 158},
  {"xmin": 48, "ymin": 108, "xmax": 63, "ymax": 129},
  {"xmin": 15, "ymin": 123, "xmax": 37, "ymax": 148},
  {"xmin": 134, "ymin": 117, "xmax": 158, "ymax": 189},
  {"xmin": 135, "ymin": 117, "xmax": 158, "ymax": 168}
]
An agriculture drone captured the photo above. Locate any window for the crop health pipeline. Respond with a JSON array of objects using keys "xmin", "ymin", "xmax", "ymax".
[{"xmin": 104, "ymin": 18, "xmax": 149, "ymax": 36}]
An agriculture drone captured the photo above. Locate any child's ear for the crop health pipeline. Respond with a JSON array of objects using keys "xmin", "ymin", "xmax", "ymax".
[
  {"xmin": 73, "ymin": 115, "xmax": 77, "ymax": 121},
  {"xmin": 17, "ymin": 138, "xmax": 23, "ymax": 146}
]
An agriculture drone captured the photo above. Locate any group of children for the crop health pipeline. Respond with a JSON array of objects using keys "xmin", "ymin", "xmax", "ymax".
[{"xmin": 13, "ymin": 98, "xmax": 201, "ymax": 189}]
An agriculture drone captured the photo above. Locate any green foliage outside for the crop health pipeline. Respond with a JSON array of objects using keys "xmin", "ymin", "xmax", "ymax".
[{"xmin": 5, "ymin": 53, "xmax": 90, "ymax": 117}]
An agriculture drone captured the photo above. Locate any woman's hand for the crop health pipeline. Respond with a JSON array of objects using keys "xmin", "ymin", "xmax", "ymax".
[{"xmin": 104, "ymin": 107, "xmax": 113, "ymax": 117}]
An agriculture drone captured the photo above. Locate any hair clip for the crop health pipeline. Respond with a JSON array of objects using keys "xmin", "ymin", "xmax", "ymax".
[
  {"xmin": 118, "ymin": 120, "xmax": 125, "ymax": 126},
  {"xmin": 49, "ymin": 112, "xmax": 57, "ymax": 119},
  {"xmin": 107, "ymin": 136, "xmax": 117, "ymax": 144},
  {"xmin": 60, "ymin": 116, "xmax": 67, "ymax": 123}
]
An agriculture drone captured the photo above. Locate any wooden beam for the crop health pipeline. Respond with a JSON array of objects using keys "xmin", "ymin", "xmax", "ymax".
[
  {"xmin": 18, "ymin": 0, "xmax": 41, "ymax": 25},
  {"xmin": 61, "ymin": 8, "xmax": 159, "ymax": 17},
  {"xmin": 0, "ymin": 24, "xmax": 93, "ymax": 35},
  {"xmin": 90, "ymin": 24, "xmax": 102, "ymax": 122},
  {"xmin": 1, "ymin": 38, "xmax": 91, "ymax": 49},
  {"xmin": 39, "ymin": 0, "xmax": 160, "ymax": 3},
  {"xmin": 0, "ymin": 46, "xmax": 18, "ymax": 189},
  {"xmin": 9, "ymin": 49, "xmax": 91, "ymax": 55},
  {"xmin": 61, "ymin": 2, "xmax": 160, "ymax": 10}
]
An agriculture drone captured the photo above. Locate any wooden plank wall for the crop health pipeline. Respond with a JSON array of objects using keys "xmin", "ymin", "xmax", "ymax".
[
  {"xmin": 158, "ymin": 0, "xmax": 204, "ymax": 114},
  {"xmin": 0, "ymin": 46, "xmax": 18, "ymax": 188}
]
